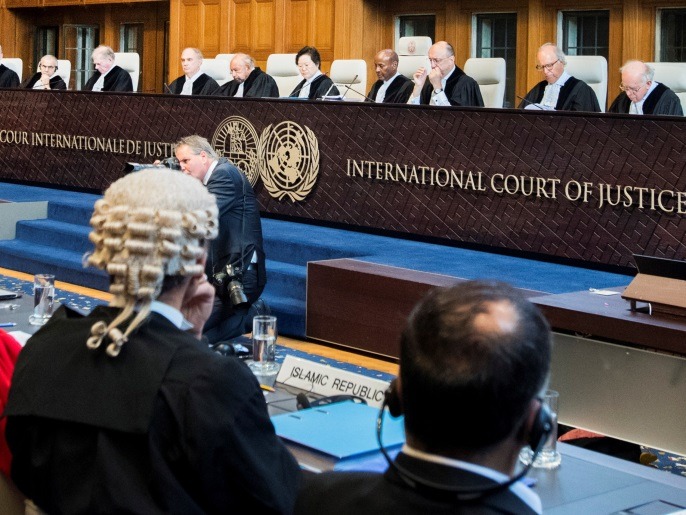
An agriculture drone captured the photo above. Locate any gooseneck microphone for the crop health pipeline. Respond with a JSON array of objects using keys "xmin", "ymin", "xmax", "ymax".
[
  {"xmin": 517, "ymin": 95, "xmax": 545, "ymax": 110},
  {"xmin": 375, "ymin": 395, "xmax": 552, "ymax": 501}
]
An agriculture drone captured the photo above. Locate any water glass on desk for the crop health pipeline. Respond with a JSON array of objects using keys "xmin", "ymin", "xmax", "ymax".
[
  {"xmin": 247, "ymin": 315, "xmax": 280, "ymax": 387},
  {"xmin": 519, "ymin": 389, "xmax": 562, "ymax": 469},
  {"xmin": 28, "ymin": 274, "xmax": 55, "ymax": 326}
]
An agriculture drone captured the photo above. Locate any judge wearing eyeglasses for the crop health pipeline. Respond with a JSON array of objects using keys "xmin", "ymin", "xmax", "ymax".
[
  {"xmin": 519, "ymin": 43, "xmax": 600, "ymax": 112},
  {"xmin": 608, "ymin": 60, "xmax": 683, "ymax": 116},
  {"xmin": 408, "ymin": 41, "xmax": 484, "ymax": 107},
  {"xmin": 23, "ymin": 55, "xmax": 67, "ymax": 90}
]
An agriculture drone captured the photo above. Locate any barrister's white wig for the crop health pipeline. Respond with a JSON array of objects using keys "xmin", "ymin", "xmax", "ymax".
[{"xmin": 85, "ymin": 169, "xmax": 218, "ymax": 357}]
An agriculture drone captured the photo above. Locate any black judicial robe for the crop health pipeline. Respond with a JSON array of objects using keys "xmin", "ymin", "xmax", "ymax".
[
  {"xmin": 519, "ymin": 76, "xmax": 600, "ymax": 112},
  {"xmin": 289, "ymin": 74, "xmax": 340, "ymax": 99},
  {"xmin": 418, "ymin": 66, "xmax": 484, "ymax": 107},
  {"xmin": 367, "ymin": 75, "xmax": 414, "ymax": 104},
  {"xmin": 216, "ymin": 67, "xmax": 279, "ymax": 98},
  {"xmin": 608, "ymin": 83, "xmax": 684, "ymax": 116},
  {"xmin": 23, "ymin": 72, "xmax": 67, "ymax": 90},
  {"xmin": 5, "ymin": 304, "xmax": 300, "ymax": 514},
  {"xmin": 0, "ymin": 64, "xmax": 20, "ymax": 88},
  {"xmin": 169, "ymin": 73, "xmax": 220, "ymax": 96},
  {"xmin": 82, "ymin": 65, "xmax": 133, "ymax": 92}
]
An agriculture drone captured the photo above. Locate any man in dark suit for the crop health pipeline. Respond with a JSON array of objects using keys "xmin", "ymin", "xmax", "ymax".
[
  {"xmin": 0, "ymin": 45, "xmax": 20, "ymax": 88},
  {"xmin": 168, "ymin": 48, "xmax": 220, "ymax": 96},
  {"xmin": 5, "ymin": 169, "xmax": 300, "ymax": 513},
  {"xmin": 609, "ymin": 60, "xmax": 683, "ymax": 116},
  {"xmin": 82, "ymin": 45, "xmax": 133, "ymax": 92},
  {"xmin": 408, "ymin": 41, "xmax": 484, "ymax": 107},
  {"xmin": 216, "ymin": 53, "xmax": 279, "ymax": 98},
  {"xmin": 23, "ymin": 54, "xmax": 67, "ymax": 90},
  {"xmin": 175, "ymin": 135, "xmax": 268, "ymax": 343},
  {"xmin": 296, "ymin": 280, "xmax": 552, "ymax": 515},
  {"xmin": 367, "ymin": 49, "xmax": 413, "ymax": 104},
  {"xmin": 518, "ymin": 43, "xmax": 600, "ymax": 112}
]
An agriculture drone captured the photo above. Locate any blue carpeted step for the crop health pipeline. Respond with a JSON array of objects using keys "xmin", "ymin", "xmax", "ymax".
[
  {"xmin": 0, "ymin": 239, "xmax": 108, "ymax": 291},
  {"xmin": 259, "ymin": 294, "xmax": 305, "ymax": 337},
  {"xmin": 16, "ymin": 219, "xmax": 93, "ymax": 254},
  {"xmin": 263, "ymin": 260, "xmax": 307, "ymax": 302},
  {"xmin": 48, "ymin": 199, "xmax": 97, "ymax": 226}
]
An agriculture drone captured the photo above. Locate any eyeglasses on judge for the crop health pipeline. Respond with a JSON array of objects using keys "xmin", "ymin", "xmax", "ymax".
[
  {"xmin": 428, "ymin": 56, "xmax": 452, "ymax": 65},
  {"xmin": 535, "ymin": 59, "xmax": 559, "ymax": 71},
  {"xmin": 619, "ymin": 82, "xmax": 649, "ymax": 94}
]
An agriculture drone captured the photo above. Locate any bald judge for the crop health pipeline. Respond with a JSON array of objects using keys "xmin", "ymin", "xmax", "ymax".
[
  {"xmin": 408, "ymin": 41, "xmax": 484, "ymax": 107},
  {"xmin": 609, "ymin": 60, "xmax": 683, "ymax": 116},
  {"xmin": 216, "ymin": 53, "xmax": 279, "ymax": 98},
  {"xmin": 366, "ymin": 49, "xmax": 413, "ymax": 104}
]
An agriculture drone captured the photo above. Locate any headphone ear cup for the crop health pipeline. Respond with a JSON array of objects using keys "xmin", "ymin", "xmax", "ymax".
[
  {"xmin": 528, "ymin": 403, "xmax": 553, "ymax": 453},
  {"xmin": 385, "ymin": 379, "xmax": 403, "ymax": 417}
]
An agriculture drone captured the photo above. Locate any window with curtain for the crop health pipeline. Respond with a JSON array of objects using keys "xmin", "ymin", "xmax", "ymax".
[{"xmin": 561, "ymin": 10, "xmax": 609, "ymax": 59}]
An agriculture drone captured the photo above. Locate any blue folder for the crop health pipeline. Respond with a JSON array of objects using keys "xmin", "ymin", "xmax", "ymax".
[{"xmin": 271, "ymin": 401, "xmax": 405, "ymax": 460}]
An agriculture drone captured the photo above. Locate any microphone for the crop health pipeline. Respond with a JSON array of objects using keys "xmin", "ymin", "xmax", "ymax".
[
  {"xmin": 517, "ymin": 95, "xmax": 545, "ymax": 110},
  {"xmin": 163, "ymin": 83, "xmax": 173, "ymax": 94},
  {"xmin": 320, "ymin": 80, "xmax": 338, "ymax": 100},
  {"xmin": 340, "ymin": 82, "xmax": 376, "ymax": 102}
]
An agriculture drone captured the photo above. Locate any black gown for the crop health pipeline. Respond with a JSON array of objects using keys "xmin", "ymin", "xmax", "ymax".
[
  {"xmin": 417, "ymin": 67, "xmax": 484, "ymax": 107},
  {"xmin": 519, "ymin": 76, "xmax": 600, "ymax": 112},
  {"xmin": 168, "ymin": 72, "xmax": 220, "ymax": 96},
  {"xmin": 367, "ymin": 74, "xmax": 414, "ymax": 104},
  {"xmin": 608, "ymin": 83, "xmax": 683, "ymax": 116},
  {"xmin": 216, "ymin": 67, "xmax": 279, "ymax": 98},
  {"xmin": 289, "ymin": 74, "xmax": 340, "ymax": 99}
]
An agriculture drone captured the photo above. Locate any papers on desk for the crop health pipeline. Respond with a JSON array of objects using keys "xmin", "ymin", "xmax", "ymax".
[{"xmin": 271, "ymin": 400, "xmax": 404, "ymax": 460}]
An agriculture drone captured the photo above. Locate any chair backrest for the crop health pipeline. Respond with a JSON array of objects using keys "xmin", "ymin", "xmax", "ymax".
[
  {"xmin": 565, "ymin": 55, "xmax": 608, "ymax": 112},
  {"xmin": 266, "ymin": 53, "xmax": 301, "ymax": 97},
  {"xmin": 200, "ymin": 58, "xmax": 231, "ymax": 86},
  {"xmin": 113, "ymin": 52, "xmax": 140, "ymax": 91},
  {"xmin": 396, "ymin": 36, "xmax": 432, "ymax": 80},
  {"xmin": 56, "ymin": 59, "xmax": 72, "ymax": 89},
  {"xmin": 464, "ymin": 57, "xmax": 506, "ymax": 108},
  {"xmin": 0, "ymin": 58, "xmax": 23, "ymax": 82},
  {"xmin": 215, "ymin": 53, "xmax": 236, "ymax": 64},
  {"xmin": 329, "ymin": 59, "xmax": 367, "ymax": 100},
  {"xmin": 646, "ymin": 62, "xmax": 686, "ymax": 114}
]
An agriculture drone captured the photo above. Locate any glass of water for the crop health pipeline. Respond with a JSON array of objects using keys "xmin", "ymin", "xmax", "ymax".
[
  {"xmin": 247, "ymin": 315, "xmax": 280, "ymax": 386},
  {"xmin": 29, "ymin": 273, "xmax": 55, "ymax": 326},
  {"xmin": 519, "ymin": 389, "xmax": 562, "ymax": 469}
]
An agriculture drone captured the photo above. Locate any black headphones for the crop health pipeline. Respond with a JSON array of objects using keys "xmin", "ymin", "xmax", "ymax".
[{"xmin": 377, "ymin": 379, "xmax": 553, "ymax": 500}]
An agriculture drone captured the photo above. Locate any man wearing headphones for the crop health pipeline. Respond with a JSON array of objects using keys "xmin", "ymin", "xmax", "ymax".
[
  {"xmin": 295, "ymin": 280, "xmax": 552, "ymax": 514},
  {"xmin": 23, "ymin": 54, "xmax": 66, "ymax": 90},
  {"xmin": 175, "ymin": 135, "xmax": 268, "ymax": 344}
]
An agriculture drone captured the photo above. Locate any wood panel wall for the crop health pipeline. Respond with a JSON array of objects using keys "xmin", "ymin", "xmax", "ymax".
[{"xmin": 1, "ymin": 0, "xmax": 685, "ymax": 102}]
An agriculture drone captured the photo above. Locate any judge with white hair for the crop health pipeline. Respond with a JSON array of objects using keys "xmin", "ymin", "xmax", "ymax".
[
  {"xmin": 609, "ymin": 60, "xmax": 683, "ymax": 116},
  {"xmin": 5, "ymin": 169, "xmax": 300, "ymax": 514}
]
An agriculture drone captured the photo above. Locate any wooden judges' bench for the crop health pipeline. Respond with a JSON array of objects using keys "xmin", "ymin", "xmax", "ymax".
[{"xmin": 306, "ymin": 258, "xmax": 686, "ymax": 456}]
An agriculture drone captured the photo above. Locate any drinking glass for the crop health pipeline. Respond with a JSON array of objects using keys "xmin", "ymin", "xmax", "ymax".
[{"xmin": 28, "ymin": 273, "xmax": 55, "ymax": 326}]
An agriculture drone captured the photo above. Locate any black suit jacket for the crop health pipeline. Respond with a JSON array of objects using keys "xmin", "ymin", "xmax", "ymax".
[
  {"xmin": 205, "ymin": 158, "xmax": 266, "ymax": 287},
  {"xmin": 290, "ymin": 74, "xmax": 339, "ymax": 99},
  {"xmin": 6, "ymin": 304, "xmax": 300, "ymax": 514},
  {"xmin": 295, "ymin": 452, "xmax": 539, "ymax": 515},
  {"xmin": 217, "ymin": 67, "xmax": 279, "ymax": 98},
  {"xmin": 169, "ymin": 72, "xmax": 220, "ymax": 96},
  {"xmin": 82, "ymin": 65, "xmax": 133, "ymax": 92},
  {"xmin": 23, "ymin": 72, "xmax": 67, "ymax": 90},
  {"xmin": 0, "ymin": 64, "xmax": 20, "ymax": 88},
  {"xmin": 367, "ymin": 74, "xmax": 414, "ymax": 103},
  {"xmin": 418, "ymin": 67, "xmax": 484, "ymax": 107}
]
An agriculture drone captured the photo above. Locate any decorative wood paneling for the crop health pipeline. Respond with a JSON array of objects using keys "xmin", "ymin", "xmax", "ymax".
[
  {"xmin": 285, "ymin": 0, "xmax": 309, "ymax": 52},
  {"xmin": 200, "ymin": 0, "xmax": 221, "ymax": 54},
  {"xmin": 233, "ymin": 1, "xmax": 252, "ymax": 50},
  {"xmin": 253, "ymin": 0, "xmax": 275, "ymax": 52}
]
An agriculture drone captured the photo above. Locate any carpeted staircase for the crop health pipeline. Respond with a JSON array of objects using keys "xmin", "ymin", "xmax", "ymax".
[{"xmin": 0, "ymin": 182, "xmax": 633, "ymax": 338}]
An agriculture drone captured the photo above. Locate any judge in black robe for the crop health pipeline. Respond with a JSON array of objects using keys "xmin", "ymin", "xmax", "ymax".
[
  {"xmin": 408, "ymin": 41, "xmax": 484, "ymax": 107},
  {"xmin": 366, "ymin": 49, "xmax": 414, "ymax": 104},
  {"xmin": 168, "ymin": 47, "xmax": 220, "ymax": 96},
  {"xmin": 169, "ymin": 72, "xmax": 220, "ymax": 96},
  {"xmin": 609, "ymin": 84, "xmax": 683, "ymax": 116},
  {"xmin": 518, "ymin": 43, "xmax": 600, "ymax": 112},
  {"xmin": 0, "ymin": 64, "xmax": 20, "ymax": 88},
  {"xmin": 23, "ymin": 55, "xmax": 66, "ymax": 90},
  {"xmin": 83, "ymin": 66, "xmax": 133, "ymax": 92},
  {"xmin": 216, "ymin": 54, "xmax": 278, "ymax": 98},
  {"xmin": 608, "ymin": 60, "xmax": 683, "ymax": 116},
  {"xmin": 289, "ymin": 45, "xmax": 339, "ymax": 99}
]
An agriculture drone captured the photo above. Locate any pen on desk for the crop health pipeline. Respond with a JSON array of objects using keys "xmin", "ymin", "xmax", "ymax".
[
  {"xmin": 0, "ymin": 322, "xmax": 17, "ymax": 328},
  {"xmin": 260, "ymin": 384, "xmax": 275, "ymax": 392}
]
